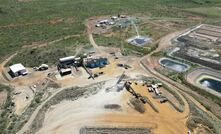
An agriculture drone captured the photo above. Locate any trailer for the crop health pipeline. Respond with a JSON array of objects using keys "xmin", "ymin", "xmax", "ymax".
[
  {"xmin": 60, "ymin": 68, "xmax": 72, "ymax": 76},
  {"xmin": 148, "ymin": 87, "xmax": 153, "ymax": 92},
  {"xmin": 155, "ymin": 88, "xmax": 160, "ymax": 96}
]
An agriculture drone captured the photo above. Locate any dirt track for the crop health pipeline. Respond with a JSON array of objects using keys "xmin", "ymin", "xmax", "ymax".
[
  {"xmin": 97, "ymin": 82, "xmax": 189, "ymax": 134},
  {"xmin": 2, "ymin": 17, "xmax": 219, "ymax": 134},
  {"xmin": 139, "ymin": 29, "xmax": 219, "ymax": 123},
  {"xmin": 0, "ymin": 17, "xmax": 66, "ymax": 29},
  {"xmin": 32, "ymin": 77, "xmax": 189, "ymax": 134},
  {"xmin": 86, "ymin": 18, "xmax": 109, "ymax": 56},
  {"xmin": 0, "ymin": 33, "xmax": 80, "ymax": 85},
  {"xmin": 0, "ymin": 53, "xmax": 17, "ymax": 84},
  {"xmin": 23, "ymin": 25, "xmax": 192, "ymax": 133},
  {"xmin": 27, "ymin": 20, "xmax": 189, "ymax": 134},
  {"xmin": 22, "ymin": 34, "xmax": 80, "ymax": 49}
]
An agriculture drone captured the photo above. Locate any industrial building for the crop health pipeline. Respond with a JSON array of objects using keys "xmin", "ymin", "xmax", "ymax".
[
  {"xmin": 57, "ymin": 56, "xmax": 84, "ymax": 76},
  {"xmin": 9, "ymin": 63, "xmax": 28, "ymax": 77},
  {"xmin": 84, "ymin": 57, "xmax": 108, "ymax": 68},
  {"xmin": 57, "ymin": 56, "xmax": 75, "ymax": 76},
  {"xmin": 57, "ymin": 55, "xmax": 109, "ymax": 77}
]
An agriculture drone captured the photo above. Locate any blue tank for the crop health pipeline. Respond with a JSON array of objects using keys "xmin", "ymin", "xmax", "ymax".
[{"xmin": 86, "ymin": 58, "xmax": 109, "ymax": 68}]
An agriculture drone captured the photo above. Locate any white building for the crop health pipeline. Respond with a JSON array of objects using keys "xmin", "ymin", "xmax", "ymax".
[{"xmin": 9, "ymin": 63, "xmax": 28, "ymax": 77}]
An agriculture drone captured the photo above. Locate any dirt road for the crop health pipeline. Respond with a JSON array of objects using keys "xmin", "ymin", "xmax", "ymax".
[
  {"xmin": 22, "ymin": 34, "xmax": 80, "ymax": 49},
  {"xmin": 16, "ymin": 87, "xmax": 66, "ymax": 134},
  {"xmin": 13, "ymin": 17, "xmax": 220, "ymax": 134},
  {"xmin": 0, "ymin": 53, "xmax": 17, "ymax": 84},
  {"xmin": 0, "ymin": 33, "xmax": 80, "ymax": 85},
  {"xmin": 86, "ymin": 18, "xmax": 109, "ymax": 56},
  {"xmin": 139, "ymin": 29, "xmax": 218, "ymax": 120},
  {"xmin": 34, "ymin": 78, "xmax": 189, "ymax": 134},
  {"xmin": 0, "ymin": 18, "xmax": 64, "ymax": 29}
]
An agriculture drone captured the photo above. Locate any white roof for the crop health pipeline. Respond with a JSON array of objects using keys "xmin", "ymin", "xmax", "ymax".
[
  {"xmin": 59, "ymin": 56, "xmax": 75, "ymax": 62},
  {"xmin": 9, "ymin": 63, "xmax": 26, "ymax": 73},
  {"xmin": 39, "ymin": 64, "xmax": 49, "ymax": 68},
  {"xmin": 111, "ymin": 16, "xmax": 118, "ymax": 18},
  {"xmin": 60, "ymin": 68, "xmax": 72, "ymax": 73},
  {"xmin": 99, "ymin": 19, "xmax": 109, "ymax": 23},
  {"xmin": 96, "ymin": 24, "xmax": 101, "ymax": 26},
  {"xmin": 155, "ymin": 88, "xmax": 160, "ymax": 94},
  {"xmin": 151, "ymin": 84, "xmax": 158, "ymax": 89}
]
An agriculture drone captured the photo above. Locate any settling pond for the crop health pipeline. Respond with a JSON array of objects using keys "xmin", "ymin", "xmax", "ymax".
[
  {"xmin": 199, "ymin": 77, "xmax": 221, "ymax": 93},
  {"xmin": 159, "ymin": 58, "xmax": 190, "ymax": 72},
  {"xmin": 127, "ymin": 36, "xmax": 152, "ymax": 46}
]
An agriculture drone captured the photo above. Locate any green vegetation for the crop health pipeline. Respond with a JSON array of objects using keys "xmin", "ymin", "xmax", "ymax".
[
  {"xmin": 94, "ymin": 34, "xmax": 158, "ymax": 56},
  {"xmin": 151, "ymin": 50, "xmax": 166, "ymax": 57},
  {"xmin": 0, "ymin": 85, "xmax": 13, "ymax": 134},
  {"xmin": 93, "ymin": 34, "xmax": 122, "ymax": 47},
  {"xmin": 0, "ymin": 20, "xmax": 84, "ymax": 60},
  {"xmin": 190, "ymin": 0, "xmax": 213, "ymax": 4},
  {"xmin": 0, "ymin": 84, "xmax": 9, "ymax": 92},
  {"xmin": 155, "ymin": 68, "xmax": 184, "ymax": 83},
  {"xmin": 185, "ymin": 94, "xmax": 220, "ymax": 134},
  {"xmin": 26, "ymin": 83, "xmax": 102, "ymax": 134},
  {"xmin": 185, "ymin": 7, "xmax": 221, "ymax": 17},
  {"xmin": 123, "ymin": 43, "xmax": 158, "ymax": 56},
  {"xmin": 168, "ymin": 72, "xmax": 184, "ymax": 83},
  {"xmin": 162, "ymin": 84, "xmax": 185, "ymax": 105},
  {"xmin": 0, "ymin": 81, "xmax": 58, "ymax": 134},
  {"xmin": 9, "ymin": 36, "xmax": 89, "ymax": 67},
  {"xmin": 0, "ymin": 0, "xmax": 221, "ymax": 62},
  {"xmin": 180, "ymin": 75, "xmax": 221, "ymax": 107},
  {"xmin": 155, "ymin": 62, "xmax": 221, "ymax": 131},
  {"xmin": 155, "ymin": 66, "xmax": 221, "ymax": 119}
]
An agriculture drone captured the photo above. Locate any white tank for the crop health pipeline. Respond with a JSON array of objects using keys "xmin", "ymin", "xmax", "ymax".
[{"xmin": 59, "ymin": 56, "xmax": 75, "ymax": 63}]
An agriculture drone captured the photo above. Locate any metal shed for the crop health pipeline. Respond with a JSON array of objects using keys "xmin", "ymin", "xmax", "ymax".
[{"xmin": 9, "ymin": 63, "xmax": 28, "ymax": 77}]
